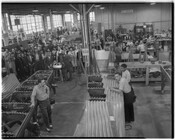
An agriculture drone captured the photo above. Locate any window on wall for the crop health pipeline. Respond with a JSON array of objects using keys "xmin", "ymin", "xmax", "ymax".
[
  {"xmin": 52, "ymin": 14, "xmax": 62, "ymax": 28},
  {"xmin": 47, "ymin": 16, "xmax": 51, "ymax": 30},
  {"xmin": 89, "ymin": 11, "xmax": 95, "ymax": 23},
  {"xmin": 35, "ymin": 15, "xmax": 43, "ymax": 32},
  {"xmin": 64, "ymin": 14, "xmax": 73, "ymax": 22},
  {"xmin": 9, "ymin": 15, "xmax": 44, "ymax": 34},
  {"xmin": 77, "ymin": 13, "xmax": 80, "ymax": 21}
]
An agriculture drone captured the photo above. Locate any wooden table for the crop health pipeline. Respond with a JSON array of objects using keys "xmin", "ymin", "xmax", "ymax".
[
  {"xmin": 160, "ymin": 65, "xmax": 171, "ymax": 93},
  {"xmin": 121, "ymin": 53, "xmax": 154, "ymax": 61},
  {"xmin": 120, "ymin": 61, "xmax": 171, "ymax": 85}
]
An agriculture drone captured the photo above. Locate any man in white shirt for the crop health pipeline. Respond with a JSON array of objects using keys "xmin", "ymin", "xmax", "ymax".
[
  {"xmin": 31, "ymin": 79, "xmax": 52, "ymax": 132},
  {"xmin": 120, "ymin": 64, "xmax": 131, "ymax": 83},
  {"xmin": 137, "ymin": 40, "xmax": 145, "ymax": 53},
  {"xmin": 111, "ymin": 72, "xmax": 135, "ymax": 124},
  {"xmin": 113, "ymin": 72, "xmax": 131, "ymax": 94}
]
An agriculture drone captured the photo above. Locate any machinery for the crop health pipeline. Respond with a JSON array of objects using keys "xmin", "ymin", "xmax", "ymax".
[
  {"xmin": 2, "ymin": 70, "xmax": 53, "ymax": 138},
  {"xmin": 87, "ymin": 75, "xmax": 106, "ymax": 99}
]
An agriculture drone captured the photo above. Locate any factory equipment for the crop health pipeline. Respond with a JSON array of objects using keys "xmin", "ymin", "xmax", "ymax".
[
  {"xmin": 87, "ymin": 75, "xmax": 106, "ymax": 99},
  {"xmin": 2, "ymin": 70, "xmax": 53, "ymax": 138}
]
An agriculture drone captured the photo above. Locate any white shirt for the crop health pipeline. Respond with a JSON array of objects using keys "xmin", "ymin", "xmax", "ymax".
[
  {"xmin": 31, "ymin": 85, "xmax": 50, "ymax": 102},
  {"xmin": 119, "ymin": 77, "xmax": 131, "ymax": 93},
  {"xmin": 122, "ymin": 70, "xmax": 131, "ymax": 83},
  {"xmin": 137, "ymin": 44, "xmax": 145, "ymax": 52}
]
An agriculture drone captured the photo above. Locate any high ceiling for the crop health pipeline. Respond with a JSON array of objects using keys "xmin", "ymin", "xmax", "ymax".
[
  {"xmin": 2, "ymin": 3, "xmax": 79, "ymax": 15},
  {"xmin": 2, "ymin": 3, "xmax": 108, "ymax": 15},
  {"xmin": 2, "ymin": 3, "xmax": 151, "ymax": 15}
]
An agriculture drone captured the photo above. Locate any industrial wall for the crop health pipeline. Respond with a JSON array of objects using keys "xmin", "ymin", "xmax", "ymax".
[{"xmin": 94, "ymin": 3, "xmax": 172, "ymax": 32}]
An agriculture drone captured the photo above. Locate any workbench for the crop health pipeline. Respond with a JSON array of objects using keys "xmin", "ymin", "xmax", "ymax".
[
  {"xmin": 121, "ymin": 53, "xmax": 154, "ymax": 61},
  {"xmin": 120, "ymin": 61, "xmax": 171, "ymax": 85},
  {"xmin": 160, "ymin": 65, "xmax": 171, "ymax": 93}
]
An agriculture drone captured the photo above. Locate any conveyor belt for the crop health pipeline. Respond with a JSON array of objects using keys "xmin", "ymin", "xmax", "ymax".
[{"xmin": 2, "ymin": 70, "xmax": 53, "ymax": 138}]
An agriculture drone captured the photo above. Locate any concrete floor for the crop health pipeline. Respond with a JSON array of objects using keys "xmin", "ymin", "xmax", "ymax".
[
  {"xmin": 126, "ymin": 82, "xmax": 172, "ymax": 138},
  {"xmin": 40, "ymin": 74, "xmax": 172, "ymax": 138},
  {"xmin": 40, "ymin": 73, "xmax": 88, "ymax": 137}
]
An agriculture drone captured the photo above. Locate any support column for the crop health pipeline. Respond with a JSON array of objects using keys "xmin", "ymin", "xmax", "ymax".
[
  {"xmin": 42, "ymin": 15, "xmax": 47, "ymax": 35},
  {"xmin": 61, "ymin": 14, "xmax": 65, "ymax": 27},
  {"xmin": 2, "ymin": 14, "xmax": 9, "ymax": 33},
  {"xmin": 111, "ymin": 5, "xmax": 115, "ymax": 31},
  {"xmin": 8, "ymin": 13, "xmax": 12, "ymax": 30},
  {"xmin": 73, "ymin": 12, "xmax": 78, "ymax": 28},
  {"xmin": 79, "ymin": 4, "xmax": 93, "ymax": 74},
  {"xmin": 49, "ymin": 10, "xmax": 54, "ymax": 31}
]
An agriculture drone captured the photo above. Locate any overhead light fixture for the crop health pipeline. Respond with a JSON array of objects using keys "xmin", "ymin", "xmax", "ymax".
[
  {"xmin": 150, "ymin": 2, "xmax": 156, "ymax": 5},
  {"xmin": 94, "ymin": 5, "xmax": 101, "ymax": 8},
  {"xmin": 52, "ymin": 11, "xmax": 57, "ymax": 13},
  {"xmin": 100, "ymin": 7, "xmax": 105, "ymax": 10},
  {"xmin": 66, "ymin": 11, "xmax": 70, "ymax": 13}
]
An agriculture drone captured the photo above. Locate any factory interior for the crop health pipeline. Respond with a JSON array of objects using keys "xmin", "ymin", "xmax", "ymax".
[{"xmin": 1, "ymin": 2, "xmax": 173, "ymax": 138}]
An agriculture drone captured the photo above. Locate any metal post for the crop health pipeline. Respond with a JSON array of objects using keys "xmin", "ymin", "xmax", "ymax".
[
  {"xmin": 49, "ymin": 9, "xmax": 54, "ymax": 31},
  {"xmin": 79, "ymin": 4, "xmax": 93, "ymax": 74},
  {"xmin": 8, "ymin": 13, "xmax": 13, "ymax": 30},
  {"xmin": 33, "ymin": 14, "xmax": 37, "ymax": 32},
  {"xmin": 42, "ymin": 15, "xmax": 47, "ymax": 36},
  {"xmin": 61, "ymin": 14, "xmax": 65, "ymax": 27}
]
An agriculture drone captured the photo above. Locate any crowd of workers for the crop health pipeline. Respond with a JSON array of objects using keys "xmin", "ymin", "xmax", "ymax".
[{"xmin": 2, "ymin": 36, "xmax": 84, "ymax": 82}]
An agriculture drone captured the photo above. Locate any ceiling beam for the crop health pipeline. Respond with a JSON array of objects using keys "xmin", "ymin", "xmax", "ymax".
[{"xmin": 69, "ymin": 4, "xmax": 79, "ymax": 13}]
